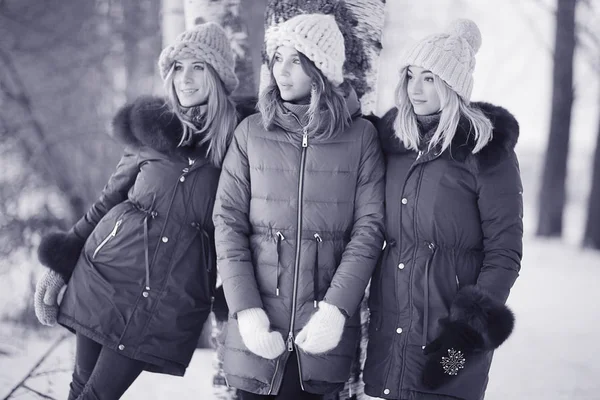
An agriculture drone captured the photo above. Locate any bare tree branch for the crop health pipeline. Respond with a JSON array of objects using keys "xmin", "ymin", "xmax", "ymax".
[{"xmin": 2, "ymin": 333, "xmax": 69, "ymax": 400}]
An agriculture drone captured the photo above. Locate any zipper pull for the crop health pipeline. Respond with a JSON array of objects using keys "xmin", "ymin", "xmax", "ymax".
[
  {"xmin": 302, "ymin": 132, "xmax": 308, "ymax": 148},
  {"xmin": 111, "ymin": 219, "xmax": 123, "ymax": 237},
  {"xmin": 417, "ymin": 150, "xmax": 423, "ymax": 160},
  {"xmin": 287, "ymin": 332, "xmax": 294, "ymax": 352},
  {"xmin": 427, "ymin": 241, "xmax": 436, "ymax": 251}
]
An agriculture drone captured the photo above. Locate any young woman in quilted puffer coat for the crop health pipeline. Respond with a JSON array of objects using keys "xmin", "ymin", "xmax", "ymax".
[
  {"xmin": 363, "ymin": 19, "xmax": 523, "ymax": 400},
  {"xmin": 33, "ymin": 22, "xmax": 252, "ymax": 400},
  {"xmin": 212, "ymin": 13, "xmax": 385, "ymax": 400}
]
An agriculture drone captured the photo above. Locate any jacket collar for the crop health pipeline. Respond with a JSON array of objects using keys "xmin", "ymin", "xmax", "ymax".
[
  {"xmin": 111, "ymin": 95, "xmax": 257, "ymax": 162},
  {"xmin": 272, "ymin": 86, "xmax": 362, "ymax": 136},
  {"xmin": 378, "ymin": 102, "xmax": 520, "ymax": 167}
]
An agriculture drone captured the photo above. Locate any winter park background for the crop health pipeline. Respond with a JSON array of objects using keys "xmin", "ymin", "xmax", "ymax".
[{"xmin": 1, "ymin": 0, "xmax": 600, "ymax": 399}]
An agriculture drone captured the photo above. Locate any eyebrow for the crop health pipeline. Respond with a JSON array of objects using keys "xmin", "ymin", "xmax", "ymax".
[{"xmin": 407, "ymin": 68, "xmax": 433, "ymax": 74}]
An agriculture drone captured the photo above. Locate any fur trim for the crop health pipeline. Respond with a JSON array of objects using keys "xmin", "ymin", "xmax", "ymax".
[
  {"xmin": 37, "ymin": 231, "xmax": 86, "ymax": 283},
  {"xmin": 110, "ymin": 95, "xmax": 258, "ymax": 156},
  {"xmin": 375, "ymin": 102, "xmax": 520, "ymax": 169},
  {"xmin": 111, "ymin": 96, "xmax": 183, "ymax": 154},
  {"xmin": 449, "ymin": 285, "xmax": 515, "ymax": 350}
]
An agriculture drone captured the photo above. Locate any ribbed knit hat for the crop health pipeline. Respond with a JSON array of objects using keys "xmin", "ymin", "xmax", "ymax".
[
  {"xmin": 265, "ymin": 13, "xmax": 345, "ymax": 86},
  {"xmin": 158, "ymin": 22, "xmax": 239, "ymax": 94},
  {"xmin": 402, "ymin": 19, "xmax": 482, "ymax": 101}
]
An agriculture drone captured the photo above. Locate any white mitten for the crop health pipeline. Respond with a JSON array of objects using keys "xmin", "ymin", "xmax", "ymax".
[
  {"xmin": 295, "ymin": 301, "xmax": 345, "ymax": 354},
  {"xmin": 34, "ymin": 269, "xmax": 66, "ymax": 326},
  {"xmin": 237, "ymin": 308, "xmax": 286, "ymax": 359}
]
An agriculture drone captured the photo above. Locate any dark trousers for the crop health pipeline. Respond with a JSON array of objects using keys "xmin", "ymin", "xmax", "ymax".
[
  {"xmin": 67, "ymin": 333, "xmax": 145, "ymax": 400},
  {"xmin": 239, "ymin": 351, "xmax": 324, "ymax": 400}
]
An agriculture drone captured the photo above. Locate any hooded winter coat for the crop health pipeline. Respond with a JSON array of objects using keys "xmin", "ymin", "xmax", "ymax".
[
  {"xmin": 212, "ymin": 90, "xmax": 385, "ymax": 395},
  {"xmin": 363, "ymin": 103, "xmax": 523, "ymax": 400},
  {"xmin": 38, "ymin": 96, "xmax": 254, "ymax": 376}
]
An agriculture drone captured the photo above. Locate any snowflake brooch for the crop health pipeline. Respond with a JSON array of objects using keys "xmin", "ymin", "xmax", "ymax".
[{"xmin": 441, "ymin": 348, "xmax": 466, "ymax": 376}]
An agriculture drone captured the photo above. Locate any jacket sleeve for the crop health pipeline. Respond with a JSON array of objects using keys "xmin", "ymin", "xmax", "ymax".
[
  {"xmin": 212, "ymin": 118, "xmax": 263, "ymax": 316},
  {"xmin": 475, "ymin": 150, "xmax": 523, "ymax": 303},
  {"xmin": 323, "ymin": 121, "xmax": 385, "ymax": 317},
  {"xmin": 38, "ymin": 146, "xmax": 140, "ymax": 282},
  {"xmin": 71, "ymin": 146, "xmax": 140, "ymax": 241}
]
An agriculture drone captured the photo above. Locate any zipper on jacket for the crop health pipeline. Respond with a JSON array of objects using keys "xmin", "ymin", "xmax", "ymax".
[
  {"xmin": 93, "ymin": 219, "xmax": 123, "ymax": 259},
  {"xmin": 289, "ymin": 125, "xmax": 308, "ymax": 338},
  {"xmin": 287, "ymin": 114, "xmax": 309, "ymax": 392},
  {"xmin": 422, "ymin": 241, "xmax": 436, "ymax": 349}
]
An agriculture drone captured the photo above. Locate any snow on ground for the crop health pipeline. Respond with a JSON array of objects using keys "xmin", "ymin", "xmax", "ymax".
[{"xmin": 1, "ymin": 230, "xmax": 599, "ymax": 399}]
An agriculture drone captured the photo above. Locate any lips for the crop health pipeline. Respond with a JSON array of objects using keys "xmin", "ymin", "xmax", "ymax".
[
  {"xmin": 179, "ymin": 89, "xmax": 198, "ymax": 94},
  {"xmin": 411, "ymin": 99, "xmax": 426, "ymax": 104}
]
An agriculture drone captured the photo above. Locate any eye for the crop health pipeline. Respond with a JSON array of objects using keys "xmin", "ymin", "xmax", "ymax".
[
  {"xmin": 407, "ymin": 74, "xmax": 413, "ymax": 80},
  {"xmin": 292, "ymin": 58, "xmax": 301, "ymax": 64},
  {"xmin": 425, "ymin": 76, "xmax": 434, "ymax": 82},
  {"xmin": 274, "ymin": 55, "xmax": 282, "ymax": 62},
  {"xmin": 174, "ymin": 64, "xmax": 182, "ymax": 71},
  {"xmin": 194, "ymin": 64, "xmax": 204, "ymax": 70}
]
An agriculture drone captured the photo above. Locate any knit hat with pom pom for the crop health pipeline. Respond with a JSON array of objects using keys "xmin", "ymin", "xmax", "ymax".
[
  {"xmin": 401, "ymin": 19, "xmax": 482, "ymax": 101},
  {"xmin": 265, "ymin": 13, "xmax": 345, "ymax": 86}
]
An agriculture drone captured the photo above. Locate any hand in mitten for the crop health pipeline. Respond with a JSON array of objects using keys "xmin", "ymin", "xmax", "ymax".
[
  {"xmin": 34, "ymin": 269, "xmax": 66, "ymax": 326},
  {"xmin": 237, "ymin": 308, "xmax": 286, "ymax": 359},
  {"xmin": 295, "ymin": 301, "xmax": 345, "ymax": 354},
  {"xmin": 422, "ymin": 321, "xmax": 484, "ymax": 389}
]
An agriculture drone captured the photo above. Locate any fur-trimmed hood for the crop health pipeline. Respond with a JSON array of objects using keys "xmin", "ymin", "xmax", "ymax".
[
  {"xmin": 110, "ymin": 95, "xmax": 257, "ymax": 158},
  {"xmin": 375, "ymin": 102, "xmax": 520, "ymax": 169}
]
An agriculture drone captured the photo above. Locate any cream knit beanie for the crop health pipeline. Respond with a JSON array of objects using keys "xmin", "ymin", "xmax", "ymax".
[
  {"xmin": 402, "ymin": 19, "xmax": 482, "ymax": 101},
  {"xmin": 265, "ymin": 13, "xmax": 345, "ymax": 86},
  {"xmin": 158, "ymin": 22, "xmax": 239, "ymax": 94}
]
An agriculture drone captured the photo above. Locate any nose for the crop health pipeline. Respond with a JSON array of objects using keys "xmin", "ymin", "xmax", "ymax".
[
  {"xmin": 409, "ymin": 78, "xmax": 422, "ymax": 95},
  {"xmin": 182, "ymin": 67, "xmax": 193, "ymax": 83},
  {"xmin": 279, "ymin": 60, "xmax": 291, "ymax": 77}
]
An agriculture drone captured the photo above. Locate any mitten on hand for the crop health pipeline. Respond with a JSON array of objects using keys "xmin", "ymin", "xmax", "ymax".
[
  {"xmin": 34, "ymin": 269, "xmax": 66, "ymax": 326},
  {"xmin": 237, "ymin": 308, "xmax": 285, "ymax": 359},
  {"xmin": 295, "ymin": 301, "xmax": 345, "ymax": 354},
  {"xmin": 422, "ymin": 321, "xmax": 484, "ymax": 389}
]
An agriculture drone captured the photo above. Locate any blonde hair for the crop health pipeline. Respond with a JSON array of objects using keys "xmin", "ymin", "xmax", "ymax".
[
  {"xmin": 394, "ymin": 66, "xmax": 493, "ymax": 154},
  {"xmin": 258, "ymin": 51, "xmax": 350, "ymax": 138},
  {"xmin": 164, "ymin": 62, "xmax": 237, "ymax": 167}
]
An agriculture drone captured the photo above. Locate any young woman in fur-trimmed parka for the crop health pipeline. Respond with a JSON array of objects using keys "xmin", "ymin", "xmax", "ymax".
[
  {"xmin": 33, "ymin": 23, "xmax": 253, "ymax": 400},
  {"xmin": 212, "ymin": 14, "xmax": 384, "ymax": 400},
  {"xmin": 363, "ymin": 20, "xmax": 523, "ymax": 400}
]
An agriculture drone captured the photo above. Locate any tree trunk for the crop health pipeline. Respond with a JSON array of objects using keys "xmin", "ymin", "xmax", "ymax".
[
  {"xmin": 536, "ymin": 0, "xmax": 577, "ymax": 237},
  {"xmin": 583, "ymin": 95, "xmax": 600, "ymax": 249},
  {"xmin": 123, "ymin": 0, "xmax": 161, "ymax": 101},
  {"xmin": 162, "ymin": 0, "xmax": 185, "ymax": 47}
]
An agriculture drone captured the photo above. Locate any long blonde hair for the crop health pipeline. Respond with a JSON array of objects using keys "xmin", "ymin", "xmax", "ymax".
[
  {"xmin": 258, "ymin": 51, "xmax": 350, "ymax": 138},
  {"xmin": 164, "ymin": 62, "xmax": 237, "ymax": 167},
  {"xmin": 394, "ymin": 66, "xmax": 493, "ymax": 154}
]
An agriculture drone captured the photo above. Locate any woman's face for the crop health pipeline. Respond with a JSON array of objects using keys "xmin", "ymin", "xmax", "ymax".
[
  {"xmin": 406, "ymin": 66, "xmax": 441, "ymax": 116},
  {"xmin": 272, "ymin": 45, "xmax": 312, "ymax": 102},
  {"xmin": 173, "ymin": 58, "xmax": 210, "ymax": 107}
]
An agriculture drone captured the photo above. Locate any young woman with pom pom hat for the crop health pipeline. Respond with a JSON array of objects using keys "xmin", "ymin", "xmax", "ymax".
[{"xmin": 363, "ymin": 19, "xmax": 523, "ymax": 400}]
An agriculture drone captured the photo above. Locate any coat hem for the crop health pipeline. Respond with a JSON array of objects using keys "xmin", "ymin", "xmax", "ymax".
[{"xmin": 58, "ymin": 313, "xmax": 187, "ymax": 377}]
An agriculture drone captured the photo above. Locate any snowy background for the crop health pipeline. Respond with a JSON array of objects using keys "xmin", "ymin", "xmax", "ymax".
[{"xmin": 2, "ymin": 0, "xmax": 600, "ymax": 399}]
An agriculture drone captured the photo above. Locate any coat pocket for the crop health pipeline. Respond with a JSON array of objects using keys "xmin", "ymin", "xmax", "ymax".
[{"xmin": 92, "ymin": 219, "xmax": 123, "ymax": 259}]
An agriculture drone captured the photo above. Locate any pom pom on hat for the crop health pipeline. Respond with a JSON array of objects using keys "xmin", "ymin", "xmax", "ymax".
[{"xmin": 446, "ymin": 18, "xmax": 482, "ymax": 54}]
